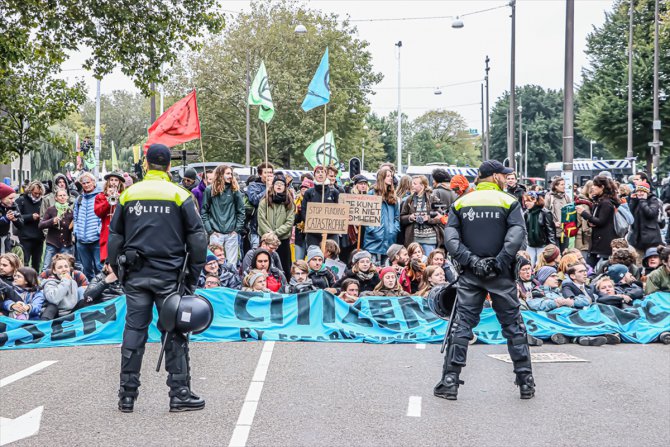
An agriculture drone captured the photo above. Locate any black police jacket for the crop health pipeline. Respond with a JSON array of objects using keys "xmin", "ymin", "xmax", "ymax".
[
  {"xmin": 107, "ymin": 170, "xmax": 207, "ymax": 289},
  {"xmin": 444, "ymin": 182, "xmax": 526, "ymax": 274}
]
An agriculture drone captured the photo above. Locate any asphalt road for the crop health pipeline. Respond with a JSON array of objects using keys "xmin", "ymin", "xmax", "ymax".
[{"xmin": 1, "ymin": 341, "xmax": 669, "ymax": 447}]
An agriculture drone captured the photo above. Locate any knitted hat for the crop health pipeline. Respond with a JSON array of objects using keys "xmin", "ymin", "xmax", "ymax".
[
  {"xmin": 378, "ymin": 266, "xmax": 396, "ymax": 280},
  {"xmin": 386, "ymin": 244, "xmax": 403, "ymax": 261},
  {"xmin": 351, "ymin": 174, "xmax": 368, "ymax": 185},
  {"xmin": 0, "ymin": 183, "xmax": 15, "ymax": 200},
  {"xmin": 598, "ymin": 170, "xmax": 613, "ymax": 179},
  {"xmin": 306, "ymin": 245, "xmax": 324, "ymax": 262},
  {"xmin": 246, "ymin": 270, "xmax": 268, "ymax": 288},
  {"xmin": 273, "ymin": 173, "xmax": 287, "ymax": 186},
  {"xmin": 542, "ymin": 245, "xmax": 561, "ymax": 264},
  {"xmin": 301, "ymin": 178, "xmax": 314, "ymax": 189},
  {"xmin": 536, "ymin": 266, "xmax": 558, "ymax": 285},
  {"xmin": 352, "ymin": 250, "xmax": 372, "ymax": 264},
  {"xmin": 206, "ymin": 250, "xmax": 218, "ymax": 264},
  {"xmin": 607, "ymin": 264, "xmax": 628, "ymax": 284},
  {"xmin": 635, "ymin": 182, "xmax": 651, "ymax": 194},
  {"xmin": 515, "ymin": 255, "xmax": 532, "ymax": 279},
  {"xmin": 450, "ymin": 175, "xmax": 470, "ymax": 195}
]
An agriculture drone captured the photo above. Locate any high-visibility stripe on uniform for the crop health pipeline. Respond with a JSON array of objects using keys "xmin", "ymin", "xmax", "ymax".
[
  {"xmin": 454, "ymin": 182, "xmax": 516, "ymax": 211},
  {"xmin": 119, "ymin": 171, "xmax": 192, "ymax": 206}
]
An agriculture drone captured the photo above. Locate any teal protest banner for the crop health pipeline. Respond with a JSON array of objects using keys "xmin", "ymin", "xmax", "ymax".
[{"xmin": 1, "ymin": 291, "xmax": 668, "ymax": 350}]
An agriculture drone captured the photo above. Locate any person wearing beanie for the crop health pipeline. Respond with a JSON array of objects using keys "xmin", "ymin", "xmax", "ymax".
[
  {"xmin": 180, "ymin": 167, "xmax": 199, "ymax": 191},
  {"xmin": 606, "ymin": 263, "xmax": 644, "ymax": 303},
  {"xmin": 515, "ymin": 255, "xmax": 536, "ymax": 307},
  {"xmin": 196, "ymin": 250, "xmax": 221, "ymax": 288},
  {"xmin": 449, "ymin": 175, "xmax": 472, "ymax": 198},
  {"xmin": 0, "ymin": 182, "xmax": 24, "ymax": 254},
  {"xmin": 535, "ymin": 244, "xmax": 561, "ymax": 271},
  {"xmin": 123, "ymin": 172, "xmax": 134, "ymax": 188},
  {"xmin": 351, "ymin": 175, "xmax": 369, "ymax": 193},
  {"xmin": 258, "ymin": 171, "xmax": 295, "ymax": 281},
  {"xmin": 242, "ymin": 269, "xmax": 270, "ymax": 292},
  {"xmin": 335, "ymin": 250, "xmax": 380, "ymax": 293},
  {"xmin": 387, "ymin": 244, "xmax": 409, "ymax": 274},
  {"xmin": 305, "ymin": 245, "xmax": 337, "ymax": 291},
  {"xmin": 628, "ymin": 180, "xmax": 663, "ymax": 255},
  {"xmin": 301, "ymin": 165, "xmax": 340, "ymax": 249},
  {"xmin": 363, "ymin": 265, "xmax": 405, "ymax": 297}
]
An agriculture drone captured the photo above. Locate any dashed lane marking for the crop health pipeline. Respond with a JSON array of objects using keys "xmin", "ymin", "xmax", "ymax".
[
  {"xmin": 406, "ymin": 396, "xmax": 422, "ymax": 417},
  {"xmin": 0, "ymin": 361, "xmax": 58, "ymax": 388}
]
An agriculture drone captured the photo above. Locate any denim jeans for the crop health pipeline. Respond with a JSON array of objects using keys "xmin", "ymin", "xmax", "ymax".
[
  {"xmin": 76, "ymin": 240, "xmax": 102, "ymax": 281},
  {"xmin": 42, "ymin": 244, "xmax": 73, "ymax": 272},
  {"xmin": 527, "ymin": 246, "xmax": 543, "ymax": 267},
  {"xmin": 210, "ymin": 232, "xmax": 240, "ymax": 265},
  {"xmin": 420, "ymin": 243, "xmax": 436, "ymax": 258}
]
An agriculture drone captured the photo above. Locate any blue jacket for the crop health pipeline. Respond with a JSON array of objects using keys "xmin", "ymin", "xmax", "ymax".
[
  {"xmin": 363, "ymin": 194, "xmax": 400, "ymax": 255},
  {"xmin": 73, "ymin": 187, "xmax": 101, "ymax": 243},
  {"xmin": 3, "ymin": 287, "xmax": 44, "ymax": 319}
]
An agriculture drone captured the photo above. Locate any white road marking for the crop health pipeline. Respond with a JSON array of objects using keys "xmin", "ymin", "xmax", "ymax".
[
  {"xmin": 228, "ymin": 342, "xmax": 275, "ymax": 447},
  {"xmin": 406, "ymin": 396, "xmax": 422, "ymax": 417},
  {"xmin": 0, "ymin": 361, "xmax": 58, "ymax": 388},
  {"xmin": 415, "ymin": 344, "xmax": 426, "ymax": 350},
  {"xmin": 0, "ymin": 406, "xmax": 43, "ymax": 446}
]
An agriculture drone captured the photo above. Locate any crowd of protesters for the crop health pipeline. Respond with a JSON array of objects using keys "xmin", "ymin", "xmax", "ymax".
[{"xmin": 1, "ymin": 161, "xmax": 669, "ymax": 344}]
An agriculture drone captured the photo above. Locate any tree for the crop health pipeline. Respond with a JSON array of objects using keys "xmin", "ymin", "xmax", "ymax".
[
  {"xmin": 489, "ymin": 85, "xmax": 601, "ymax": 178},
  {"xmin": 166, "ymin": 0, "xmax": 382, "ymax": 168},
  {"xmin": 577, "ymin": 0, "xmax": 669, "ymax": 168},
  {"xmin": 0, "ymin": 45, "xmax": 86, "ymax": 184},
  {"xmin": 409, "ymin": 109, "xmax": 480, "ymax": 166},
  {"xmin": 1, "ymin": 0, "xmax": 226, "ymax": 94}
]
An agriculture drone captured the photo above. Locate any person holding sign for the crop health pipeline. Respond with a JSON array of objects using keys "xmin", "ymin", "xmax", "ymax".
[
  {"xmin": 363, "ymin": 168, "xmax": 400, "ymax": 265},
  {"xmin": 301, "ymin": 165, "xmax": 340, "ymax": 249}
]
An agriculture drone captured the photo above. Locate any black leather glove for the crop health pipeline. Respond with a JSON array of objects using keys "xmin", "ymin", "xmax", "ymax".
[{"xmin": 471, "ymin": 257, "xmax": 498, "ymax": 279}]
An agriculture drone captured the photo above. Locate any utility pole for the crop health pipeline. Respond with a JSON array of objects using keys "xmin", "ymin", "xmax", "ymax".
[
  {"xmin": 480, "ymin": 83, "xmax": 485, "ymax": 161},
  {"xmin": 563, "ymin": 0, "xmax": 575, "ymax": 199},
  {"xmin": 518, "ymin": 104, "xmax": 523, "ymax": 177},
  {"xmin": 246, "ymin": 51, "xmax": 251, "ymax": 168},
  {"xmin": 651, "ymin": 0, "xmax": 662, "ymax": 174},
  {"xmin": 508, "ymin": 0, "xmax": 516, "ymax": 171},
  {"xmin": 396, "ymin": 41, "xmax": 403, "ymax": 174},
  {"xmin": 94, "ymin": 79, "xmax": 101, "ymax": 178},
  {"xmin": 524, "ymin": 130, "xmax": 528, "ymax": 179},
  {"xmin": 484, "ymin": 55, "xmax": 491, "ymax": 161},
  {"xmin": 627, "ymin": 0, "xmax": 634, "ymax": 159}
]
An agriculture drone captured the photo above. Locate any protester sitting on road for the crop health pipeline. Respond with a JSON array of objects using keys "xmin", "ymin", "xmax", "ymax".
[
  {"xmin": 241, "ymin": 232, "xmax": 282, "ymax": 276},
  {"xmin": 597, "ymin": 247, "xmax": 640, "ymax": 279},
  {"xmin": 426, "ymin": 248, "xmax": 458, "ymax": 284},
  {"xmin": 83, "ymin": 263, "xmax": 124, "ymax": 305},
  {"xmin": 324, "ymin": 239, "xmax": 346, "ymax": 280},
  {"xmin": 201, "ymin": 164, "xmax": 245, "ymax": 266},
  {"xmin": 258, "ymin": 173, "xmax": 295, "ymax": 281},
  {"xmin": 39, "ymin": 188, "xmax": 74, "ymax": 272},
  {"xmin": 41, "ymin": 254, "xmax": 87, "ymax": 319},
  {"xmin": 534, "ymin": 244, "xmax": 561, "ymax": 272},
  {"xmin": 242, "ymin": 269, "xmax": 270, "ymax": 293},
  {"xmin": 364, "ymin": 266, "xmax": 406, "ymax": 297},
  {"xmin": 0, "ymin": 253, "xmax": 22, "ymax": 285},
  {"xmin": 399, "ymin": 259, "xmax": 425, "ymax": 295},
  {"xmin": 338, "ymin": 278, "xmax": 360, "ymax": 304},
  {"xmin": 208, "ymin": 243, "xmax": 226, "ymax": 266},
  {"xmin": 306, "ymin": 245, "xmax": 337, "ymax": 292},
  {"xmin": 3, "ymin": 267, "xmax": 43, "ymax": 320},
  {"xmin": 416, "ymin": 265, "xmax": 447, "ymax": 297},
  {"xmin": 557, "ymin": 252, "xmax": 584, "ymax": 282},
  {"xmin": 523, "ymin": 192, "xmax": 557, "ymax": 266},
  {"xmin": 386, "ymin": 244, "xmax": 409, "ymax": 275},
  {"xmin": 560, "ymin": 264, "xmax": 594, "ymax": 305},
  {"xmin": 606, "ymin": 263, "xmax": 644, "ymax": 303},
  {"xmin": 641, "ymin": 247, "xmax": 661, "ymax": 277},
  {"xmin": 198, "ymin": 252, "xmax": 222, "ymax": 289},
  {"xmin": 247, "ymin": 247, "xmax": 286, "ymax": 293},
  {"xmin": 528, "ymin": 266, "xmax": 590, "ymax": 311},
  {"xmin": 593, "ymin": 276, "xmax": 634, "ymax": 308},
  {"xmin": 645, "ymin": 245, "xmax": 670, "ymax": 294},
  {"xmin": 515, "ymin": 255, "xmax": 537, "ymax": 308},
  {"xmin": 335, "ymin": 250, "xmax": 379, "ymax": 293},
  {"xmin": 406, "ymin": 242, "xmax": 426, "ymax": 263},
  {"xmin": 287, "ymin": 260, "xmax": 316, "ymax": 294},
  {"xmin": 203, "ymin": 275, "xmax": 221, "ymax": 290}
]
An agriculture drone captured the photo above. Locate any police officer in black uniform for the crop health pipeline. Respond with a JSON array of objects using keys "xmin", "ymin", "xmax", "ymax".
[
  {"xmin": 108, "ymin": 144, "xmax": 207, "ymax": 412},
  {"xmin": 435, "ymin": 160, "xmax": 535, "ymax": 400}
]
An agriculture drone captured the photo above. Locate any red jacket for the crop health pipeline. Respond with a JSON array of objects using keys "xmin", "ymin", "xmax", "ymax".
[{"xmin": 94, "ymin": 193, "xmax": 115, "ymax": 262}]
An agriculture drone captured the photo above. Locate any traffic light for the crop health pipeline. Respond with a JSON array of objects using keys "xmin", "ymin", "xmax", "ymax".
[{"xmin": 349, "ymin": 157, "xmax": 361, "ymax": 178}]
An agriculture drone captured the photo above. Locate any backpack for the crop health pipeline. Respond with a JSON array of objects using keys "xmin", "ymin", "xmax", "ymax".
[
  {"xmin": 560, "ymin": 203, "xmax": 578, "ymax": 239},
  {"xmin": 613, "ymin": 206, "xmax": 630, "ymax": 238},
  {"xmin": 655, "ymin": 197, "xmax": 666, "ymax": 229}
]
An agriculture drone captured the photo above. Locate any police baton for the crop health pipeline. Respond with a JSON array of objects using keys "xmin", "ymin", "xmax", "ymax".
[
  {"xmin": 156, "ymin": 251, "xmax": 190, "ymax": 372},
  {"xmin": 440, "ymin": 295, "xmax": 459, "ymax": 354}
]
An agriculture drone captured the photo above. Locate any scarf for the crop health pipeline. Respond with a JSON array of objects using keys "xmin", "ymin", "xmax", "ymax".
[
  {"xmin": 272, "ymin": 193, "xmax": 287, "ymax": 204},
  {"xmin": 55, "ymin": 202, "xmax": 70, "ymax": 218},
  {"xmin": 527, "ymin": 206, "xmax": 544, "ymax": 247},
  {"xmin": 356, "ymin": 270, "xmax": 375, "ymax": 282},
  {"xmin": 30, "ymin": 194, "xmax": 41, "ymax": 203}
]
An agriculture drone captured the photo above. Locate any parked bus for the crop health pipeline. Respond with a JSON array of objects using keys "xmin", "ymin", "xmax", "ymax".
[{"xmin": 545, "ymin": 158, "xmax": 635, "ymax": 186}]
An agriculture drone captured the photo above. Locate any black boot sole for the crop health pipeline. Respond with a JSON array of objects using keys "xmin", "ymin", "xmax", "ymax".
[
  {"xmin": 169, "ymin": 404, "xmax": 205, "ymax": 413},
  {"xmin": 433, "ymin": 390, "xmax": 458, "ymax": 400},
  {"xmin": 118, "ymin": 406, "xmax": 134, "ymax": 413},
  {"xmin": 520, "ymin": 392, "xmax": 535, "ymax": 400}
]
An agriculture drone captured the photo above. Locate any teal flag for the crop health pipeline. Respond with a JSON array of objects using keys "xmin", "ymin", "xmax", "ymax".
[
  {"xmin": 248, "ymin": 61, "xmax": 275, "ymax": 123},
  {"xmin": 304, "ymin": 131, "xmax": 338, "ymax": 168},
  {"xmin": 301, "ymin": 48, "xmax": 330, "ymax": 112}
]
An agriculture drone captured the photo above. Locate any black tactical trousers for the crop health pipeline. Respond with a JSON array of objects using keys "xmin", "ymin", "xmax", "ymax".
[
  {"xmin": 119, "ymin": 272, "xmax": 191, "ymax": 398},
  {"xmin": 442, "ymin": 271, "xmax": 532, "ymax": 376}
]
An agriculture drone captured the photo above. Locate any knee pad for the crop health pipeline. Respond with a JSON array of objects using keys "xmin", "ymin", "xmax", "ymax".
[
  {"xmin": 122, "ymin": 328, "xmax": 148, "ymax": 351},
  {"xmin": 447, "ymin": 336, "xmax": 471, "ymax": 367}
]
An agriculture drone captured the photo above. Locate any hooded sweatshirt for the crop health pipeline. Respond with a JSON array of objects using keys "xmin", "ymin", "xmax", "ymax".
[{"xmin": 42, "ymin": 275, "xmax": 80, "ymax": 316}]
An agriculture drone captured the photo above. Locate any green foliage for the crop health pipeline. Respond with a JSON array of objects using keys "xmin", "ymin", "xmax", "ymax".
[
  {"xmin": 1, "ymin": 0, "xmax": 226, "ymax": 94},
  {"xmin": 489, "ymin": 85, "xmax": 604, "ymax": 177},
  {"xmin": 166, "ymin": 0, "xmax": 382, "ymax": 168},
  {"xmin": 409, "ymin": 109, "xmax": 480, "ymax": 166},
  {"xmin": 577, "ymin": 0, "xmax": 669, "ymax": 165}
]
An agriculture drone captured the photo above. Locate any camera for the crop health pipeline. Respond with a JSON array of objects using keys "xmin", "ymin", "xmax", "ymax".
[
  {"xmin": 415, "ymin": 215, "xmax": 426, "ymax": 225},
  {"xmin": 429, "ymin": 203, "xmax": 448, "ymax": 218}
]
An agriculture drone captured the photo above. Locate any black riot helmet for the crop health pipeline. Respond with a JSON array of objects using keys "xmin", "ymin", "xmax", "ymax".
[
  {"xmin": 160, "ymin": 294, "xmax": 214, "ymax": 335},
  {"xmin": 426, "ymin": 283, "xmax": 458, "ymax": 320}
]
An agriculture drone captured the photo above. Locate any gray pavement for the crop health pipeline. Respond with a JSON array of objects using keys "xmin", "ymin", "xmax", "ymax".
[{"xmin": 1, "ymin": 341, "xmax": 669, "ymax": 447}]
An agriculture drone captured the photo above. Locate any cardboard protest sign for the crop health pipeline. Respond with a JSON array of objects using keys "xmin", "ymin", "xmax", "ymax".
[
  {"xmin": 339, "ymin": 194, "xmax": 382, "ymax": 227},
  {"xmin": 304, "ymin": 202, "xmax": 350, "ymax": 234}
]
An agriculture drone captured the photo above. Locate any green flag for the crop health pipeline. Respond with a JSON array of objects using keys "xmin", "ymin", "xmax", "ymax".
[
  {"xmin": 304, "ymin": 131, "xmax": 338, "ymax": 168},
  {"xmin": 248, "ymin": 61, "xmax": 274, "ymax": 123},
  {"xmin": 111, "ymin": 141, "xmax": 119, "ymax": 171}
]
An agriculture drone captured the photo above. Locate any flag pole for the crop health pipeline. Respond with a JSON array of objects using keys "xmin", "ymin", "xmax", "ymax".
[
  {"xmin": 321, "ymin": 104, "xmax": 328, "ymax": 253},
  {"xmin": 264, "ymin": 121, "xmax": 269, "ymax": 218}
]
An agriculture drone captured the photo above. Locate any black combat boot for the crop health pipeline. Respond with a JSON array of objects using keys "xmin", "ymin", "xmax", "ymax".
[
  {"xmin": 434, "ymin": 372, "xmax": 464, "ymax": 400},
  {"xmin": 118, "ymin": 388, "xmax": 138, "ymax": 413},
  {"xmin": 169, "ymin": 387, "xmax": 206, "ymax": 412},
  {"xmin": 515, "ymin": 373, "xmax": 535, "ymax": 399}
]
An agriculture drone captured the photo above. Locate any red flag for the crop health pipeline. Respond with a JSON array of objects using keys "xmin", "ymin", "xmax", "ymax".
[{"xmin": 144, "ymin": 89, "xmax": 201, "ymax": 151}]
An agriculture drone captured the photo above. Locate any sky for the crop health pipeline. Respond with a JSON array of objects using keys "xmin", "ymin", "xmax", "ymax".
[{"xmin": 58, "ymin": 0, "xmax": 614, "ymax": 133}]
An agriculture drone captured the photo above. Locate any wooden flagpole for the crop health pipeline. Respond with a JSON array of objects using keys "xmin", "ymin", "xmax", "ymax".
[
  {"xmin": 320, "ymin": 104, "xmax": 328, "ymax": 253},
  {"xmin": 264, "ymin": 121, "xmax": 269, "ymax": 218}
]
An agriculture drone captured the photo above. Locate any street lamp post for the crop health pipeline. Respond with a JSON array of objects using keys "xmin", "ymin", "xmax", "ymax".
[
  {"xmin": 395, "ymin": 41, "xmax": 403, "ymax": 174},
  {"xmin": 627, "ymin": 0, "xmax": 634, "ymax": 159},
  {"xmin": 94, "ymin": 79, "xmax": 101, "ymax": 178},
  {"xmin": 563, "ymin": 0, "xmax": 575, "ymax": 178},
  {"xmin": 484, "ymin": 55, "xmax": 491, "ymax": 161},
  {"xmin": 651, "ymin": 0, "xmax": 662, "ymax": 174},
  {"xmin": 518, "ymin": 104, "xmax": 523, "ymax": 177},
  {"xmin": 508, "ymin": 0, "xmax": 517, "ymax": 172}
]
